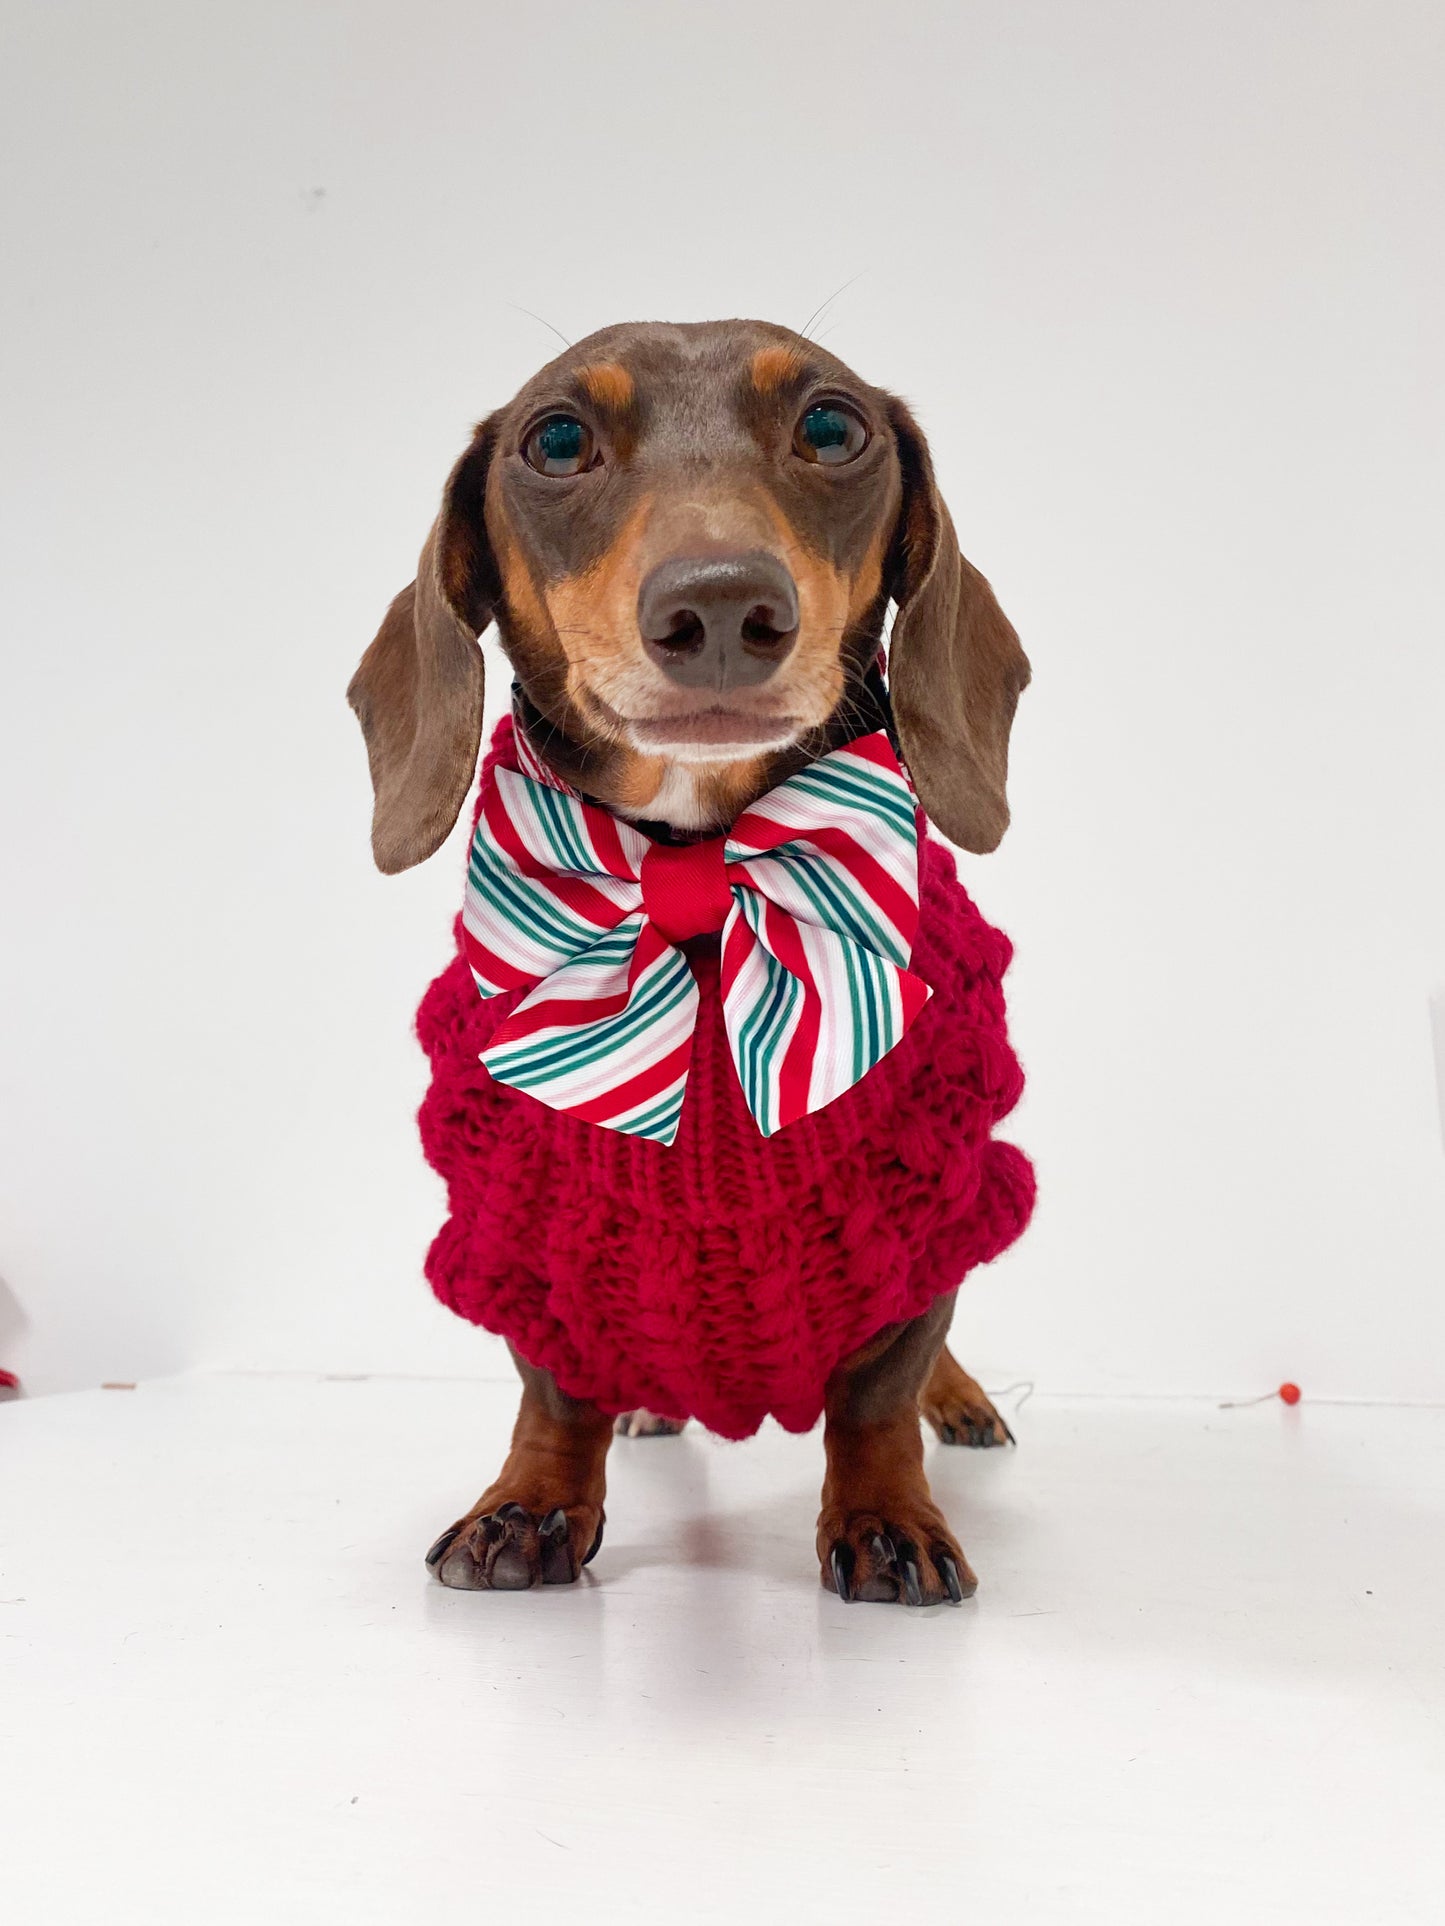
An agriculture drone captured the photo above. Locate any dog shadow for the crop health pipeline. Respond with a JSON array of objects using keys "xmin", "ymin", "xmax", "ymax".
[{"xmin": 598, "ymin": 1424, "xmax": 1021, "ymax": 1589}]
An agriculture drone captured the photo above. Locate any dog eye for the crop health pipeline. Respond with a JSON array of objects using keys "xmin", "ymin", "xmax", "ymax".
[
  {"xmin": 525, "ymin": 414, "xmax": 596, "ymax": 476},
  {"xmin": 794, "ymin": 402, "xmax": 868, "ymax": 466}
]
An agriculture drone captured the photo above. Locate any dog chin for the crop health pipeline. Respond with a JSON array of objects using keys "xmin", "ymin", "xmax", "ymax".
[
  {"xmin": 636, "ymin": 732, "xmax": 797, "ymax": 766},
  {"xmin": 623, "ymin": 719, "xmax": 802, "ymax": 764}
]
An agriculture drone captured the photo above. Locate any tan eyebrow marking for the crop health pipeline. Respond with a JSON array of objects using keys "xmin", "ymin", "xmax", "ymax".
[
  {"xmin": 750, "ymin": 343, "xmax": 806, "ymax": 395},
  {"xmin": 576, "ymin": 361, "xmax": 635, "ymax": 412}
]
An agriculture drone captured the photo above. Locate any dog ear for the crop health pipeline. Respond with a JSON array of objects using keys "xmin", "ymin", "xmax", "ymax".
[
  {"xmin": 884, "ymin": 398, "xmax": 1030, "ymax": 854},
  {"xmin": 347, "ymin": 417, "xmax": 502, "ymax": 874}
]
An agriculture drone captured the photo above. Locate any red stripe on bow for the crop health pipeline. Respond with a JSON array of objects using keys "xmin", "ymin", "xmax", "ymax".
[
  {"xmin": 462, "ymin": 922, "xmax": 540, "ymax": 992},
  {"xmin": 577, "ymin": 798, "xmax": 640, "ymax": 882},
  {"xmin": 560, "ymin": 1036, "xmax": 696, "ymax": 1128},
  {"xmin": 760, "ymin": 895, "xmax": 824, "ymax": 1128}
]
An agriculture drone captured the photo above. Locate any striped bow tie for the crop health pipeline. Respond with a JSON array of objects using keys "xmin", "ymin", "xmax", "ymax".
[{"xmin": 462, "ymin": 726, "xmax": 931, "ymax": 1145}]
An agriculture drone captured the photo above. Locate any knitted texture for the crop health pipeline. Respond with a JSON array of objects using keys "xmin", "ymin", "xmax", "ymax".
[{"xmin": 416, "ymin": 719, "xmax": 1036, "ymax": 1440}]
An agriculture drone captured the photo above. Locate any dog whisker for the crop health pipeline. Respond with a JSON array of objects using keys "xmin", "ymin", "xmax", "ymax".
[
  {"xmin": 795, "ymin": 271, "xmax": 866, "ymax": 347},
  {"xmin": 507, "ymin": 302, "xmax": 573, "ymax": 351}
]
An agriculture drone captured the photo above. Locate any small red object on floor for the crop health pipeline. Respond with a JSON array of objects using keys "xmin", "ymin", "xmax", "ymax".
[{"xmin": 1219, "ymin": 1380, "xmax": 1304, "ymax": 1410}]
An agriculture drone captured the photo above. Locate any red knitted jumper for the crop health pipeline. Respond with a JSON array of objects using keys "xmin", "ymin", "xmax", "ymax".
[{"xmin": 416, "ymin": 719, "xmax": 1035, "ymax": 1440}]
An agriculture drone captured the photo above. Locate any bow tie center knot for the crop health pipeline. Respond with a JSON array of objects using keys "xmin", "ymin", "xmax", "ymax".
[{"xmin": 640, "ymin": 836, "xmax": 734, "ymax": 946}]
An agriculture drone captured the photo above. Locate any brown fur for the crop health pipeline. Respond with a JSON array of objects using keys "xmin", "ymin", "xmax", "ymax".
[{"xmin": 886, "ymin": 400, "xmax": 1030, "ymax": 852}]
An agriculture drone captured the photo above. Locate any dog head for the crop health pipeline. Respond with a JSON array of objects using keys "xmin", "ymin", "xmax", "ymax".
[{"xmin": 349, "ymin": 319, "xmax": 1029, "ymax": 870}]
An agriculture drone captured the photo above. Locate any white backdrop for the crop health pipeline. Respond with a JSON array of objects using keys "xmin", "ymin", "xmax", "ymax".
[{"xmin": 2, "ymin": 0, "xmax": 1442, "ymax": 1401}]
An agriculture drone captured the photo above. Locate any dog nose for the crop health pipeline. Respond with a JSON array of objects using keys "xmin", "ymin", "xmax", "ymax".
[{"xmin": 637, "ymin": 551, "xmax": 800, "ymax": 690}]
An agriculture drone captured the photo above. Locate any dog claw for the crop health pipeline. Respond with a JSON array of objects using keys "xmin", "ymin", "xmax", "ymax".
[
  {"xmin": 936, "ymin": 1550, "xmax": 966, "ymax": 1604},
  {"xmin": 851, "ymin": 1529, "xmax": 901, "ymax": 1602},
  {"xmin": 536, "ymin": 1505, "xmax": 576, "ymax": 1584},
  {"xmin": 583, "ymin": 1513, "xmax": 605, "ymax": 1565},
  {"xmin": 896, "ymin": 1539, "xmax": 925, "ymax": 1607},
  {"xmin": 830, "ymin": 1542, "xmax": 856, "ymax": 1602},
  {"xmin": 424, "ymin": 1525, "xmax": 460, "ymax": 1570}
]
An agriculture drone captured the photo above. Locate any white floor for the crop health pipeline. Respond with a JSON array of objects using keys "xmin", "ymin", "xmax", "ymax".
[{"xmin": 2, "ymin": 1376, "xmax": 1443, "ymax": 1925}]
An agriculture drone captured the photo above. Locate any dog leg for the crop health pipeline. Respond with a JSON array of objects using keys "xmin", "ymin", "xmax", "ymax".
[
  {"xmin": 426, "ymin": 1351, "xmax": 612, "ymax": 1591},
  {"xmin": 919, "ymin": 1344, "xmax": 1015, "ymax": 1448},
  {"xmin": 817, "ymin": 1293, "xmax": 977, "ymax": 1606}
]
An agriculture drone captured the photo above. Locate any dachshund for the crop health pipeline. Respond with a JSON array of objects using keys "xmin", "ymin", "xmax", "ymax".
[{"xmin": 349, "ymin": 319, "xmax": 1031, "ymax": 1605}]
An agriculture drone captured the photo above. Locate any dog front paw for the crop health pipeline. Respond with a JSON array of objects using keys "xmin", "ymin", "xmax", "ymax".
[
  {"xmin": 425, "ymin": 1501, "xmax": 604, "ymax": 1591},
  {"xmin": 818, "ymin": 1504, "xmax": 976, "ymax": 1607}
]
